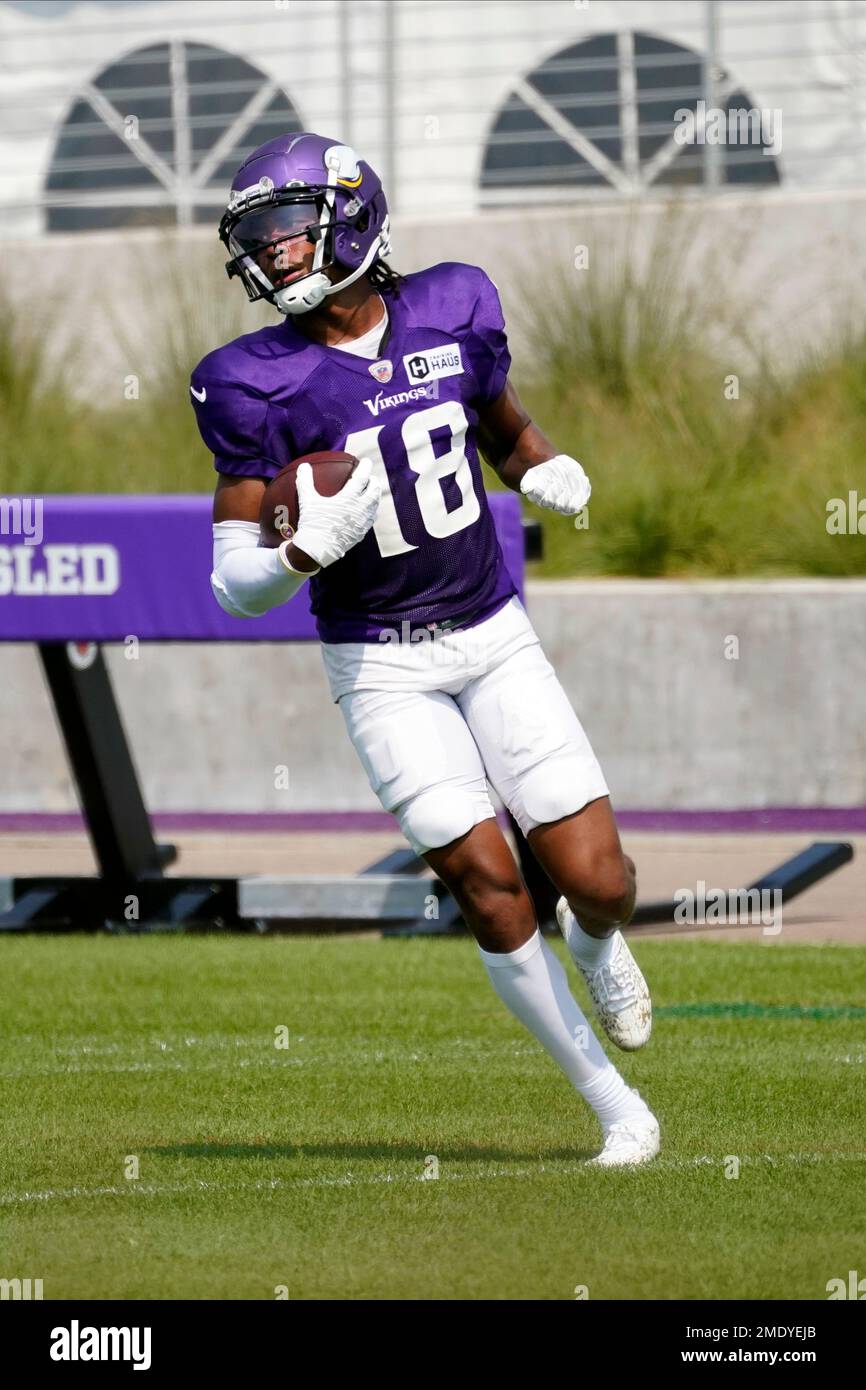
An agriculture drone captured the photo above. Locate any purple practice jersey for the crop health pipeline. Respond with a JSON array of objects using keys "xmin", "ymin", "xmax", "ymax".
[{"xmin": 190, "ymin": 262, "xmax": 518, "ymax": 641}]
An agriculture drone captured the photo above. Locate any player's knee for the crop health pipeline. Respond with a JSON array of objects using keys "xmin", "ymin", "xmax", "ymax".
[
  {"xmin": 399, "ymin": 787, "xmax": 485, "ymax": 855},
  {"xmin": 570, "ymin": 850, "xmax": 635, "ymax": 923},
  {"xmin": 456, "ymin": 860, "xmax": 531, "ymax": 936},
  {"xmin": 519, "ymin": 759, "xmax": 593, "ymax": 830}
]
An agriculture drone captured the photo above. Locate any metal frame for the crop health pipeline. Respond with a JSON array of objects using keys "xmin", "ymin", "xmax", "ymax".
[
  {"xmin": 384, "ymin": 834, "xmax": 855, "ymax": 938},
  {"xmin": 0, "ymin": 643, "xmax": 240, "ymax": 933}
]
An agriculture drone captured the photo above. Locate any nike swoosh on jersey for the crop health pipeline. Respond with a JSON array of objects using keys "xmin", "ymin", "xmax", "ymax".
[{"xmin": 190, "ymin": 385, "xmax": 207, "ymax": 402}]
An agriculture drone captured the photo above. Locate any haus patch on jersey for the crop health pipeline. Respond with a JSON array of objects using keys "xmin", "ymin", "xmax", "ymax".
[{"xmin": 403, "ymin": 344, "xmax": 464, "ymax": 384}]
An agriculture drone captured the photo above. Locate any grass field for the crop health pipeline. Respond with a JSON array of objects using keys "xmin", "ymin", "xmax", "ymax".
[{"xmin": 1, "ymin": 934, "xmax": 865, "ymax": 1301}]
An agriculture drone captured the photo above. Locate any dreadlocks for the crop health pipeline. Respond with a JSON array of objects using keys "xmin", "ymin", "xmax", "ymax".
[{"xmin": 367, "ymin": 259, "xmax": 405, "ymax": 297}]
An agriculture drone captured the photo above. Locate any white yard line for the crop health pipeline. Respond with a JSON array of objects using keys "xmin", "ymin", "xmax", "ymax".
[
  {"xmin": 1, "ymin": 1044, "xmax": 857, "ymax": 1078},
  {"xmin": 2, "ymin": 1153, "xmax": 864, "ymax": 1206},
  {"xmin": 0, "ymin": 1057, "xmax": 305, "ymax": 1077},
  {"xmin": 0, "ymin": 1041, "xmax": 549, "ymax": 1077}
]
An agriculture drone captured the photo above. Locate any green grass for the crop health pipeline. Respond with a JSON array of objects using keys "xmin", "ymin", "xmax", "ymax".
[
  {"xmin": 512, "ymin": 207, "xmax": 866, "ymax": 578},
  {"xmin": 0, "ymin": 241, "xmax": 269, "ymax": 495},
  {"xmin": 1, "ymin": 935, "xmax": 864, "ymax": 1300}
]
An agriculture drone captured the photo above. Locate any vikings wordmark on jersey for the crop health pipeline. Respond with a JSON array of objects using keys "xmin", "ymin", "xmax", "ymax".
[{"xmin": 190, "ymin": 262, "xmax": 517, "ymax": 642}]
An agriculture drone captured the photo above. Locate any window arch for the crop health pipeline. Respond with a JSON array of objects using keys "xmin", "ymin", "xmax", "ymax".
[
  {"xmin": 481, "ymin": 32, "xmax": 780, "ymax": 201},
  {"xmin": 45, "ymin": 40, "xmax": 302, "ymax": 232}
]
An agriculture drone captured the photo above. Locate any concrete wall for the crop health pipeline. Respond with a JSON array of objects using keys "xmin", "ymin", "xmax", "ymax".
[{"xmin": 2, "ymin": 579, "xmax": 864, "ymax": 814}]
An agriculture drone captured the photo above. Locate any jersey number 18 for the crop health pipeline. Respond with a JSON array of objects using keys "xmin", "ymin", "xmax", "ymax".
[{"xmin": 345, "ymin": 399, "xmax": 480, "ymax": 557}]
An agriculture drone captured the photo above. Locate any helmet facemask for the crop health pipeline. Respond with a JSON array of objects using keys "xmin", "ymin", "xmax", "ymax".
[
  {"xmin": 219, "ymin": 141, "xmax": 392, "ymax": 317},
  {"xmin": 220, "ymin": 189, "xmax": 338, "ymax": 315}
]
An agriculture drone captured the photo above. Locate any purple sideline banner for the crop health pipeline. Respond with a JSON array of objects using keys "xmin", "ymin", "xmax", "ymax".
[{"xmin": 0, "ymin": 493, "xmax": 525, "ymax": 642}]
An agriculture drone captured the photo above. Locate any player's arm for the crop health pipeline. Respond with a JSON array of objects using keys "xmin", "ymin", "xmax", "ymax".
[
  {"xmin": 214, "ymin": 475, "xmax": 319, "ymax": 570},
  {"xmin": 211, "ymin": 475, "xmax": 319, "ymax": 619},
  {"xmin": 210, "ymin": 465, "xmax": 380, "ymax": 619},
  {"xmin": 476, "ymin": 379, "xmax": 555, "ymax": 487},
  {"xmin": 476, "ymin": 379, "xmax": 592, "ymax": 517}
]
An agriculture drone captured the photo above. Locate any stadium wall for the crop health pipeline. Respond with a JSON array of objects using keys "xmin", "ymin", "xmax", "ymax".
[{"xmin": 2, "ymin": 579, "xmax": 864, "ymax": 815}]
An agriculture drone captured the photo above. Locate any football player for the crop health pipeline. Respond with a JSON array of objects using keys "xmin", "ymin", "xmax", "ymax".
[{"xmin": 191, "ymin": 133, "xmax": 658, "ymax": 1166}]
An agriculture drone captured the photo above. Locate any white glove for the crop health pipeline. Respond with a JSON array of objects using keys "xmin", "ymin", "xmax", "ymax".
[
  {"xmin": 519, "ymin": 453, "xmax": 591, "ymax": 516},
  {"xmin": 292, "ymin": 457, "xmax": 382, "ymax": 568}
]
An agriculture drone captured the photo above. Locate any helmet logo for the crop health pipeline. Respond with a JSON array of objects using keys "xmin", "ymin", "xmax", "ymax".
[
  {"xmin": 324, "ymin": 143, "xmax": 362, "ymax": 187},
  {"xmin": 343, "ymin": 197, "xmax": 362, "ymax": 217}
]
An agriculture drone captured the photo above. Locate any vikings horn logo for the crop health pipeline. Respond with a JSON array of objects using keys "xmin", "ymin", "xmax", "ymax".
[{"xmin": 324, "ymin": 144, "xmax": 363, "ymax": 188}]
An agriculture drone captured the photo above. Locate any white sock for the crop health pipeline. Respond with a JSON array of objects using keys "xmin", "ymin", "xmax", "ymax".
[
  {"xmin": 479, "ymin": 930, "xmax": 649, "ymax": 1131},
  {"xmin": 559, "ymin": 901, "xmax": 616, "ymax": 969}
]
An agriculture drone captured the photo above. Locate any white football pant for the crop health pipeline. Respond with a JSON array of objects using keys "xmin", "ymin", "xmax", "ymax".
[{"xmin": 322, "ymin": 597, "xmax": 609, "ymax": 855}]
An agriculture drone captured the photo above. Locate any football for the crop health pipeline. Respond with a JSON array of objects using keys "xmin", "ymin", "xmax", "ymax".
[{"xmin": 259, "ymin": 450, "xmax": 358, "ymax": 547}]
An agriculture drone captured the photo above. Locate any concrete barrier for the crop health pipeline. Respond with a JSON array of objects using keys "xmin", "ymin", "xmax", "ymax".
[{"xmin": 1, "ymin": 579, "xmax": 864, "ymax": 813}]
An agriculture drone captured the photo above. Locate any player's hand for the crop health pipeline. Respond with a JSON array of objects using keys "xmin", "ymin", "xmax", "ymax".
[
  {"xmin": 519, "ymin": 454, "xmax": 591, "ymax": 516},
  {"xmin": 292, "ymin": 457, "xmax": 382, "ymax": 568}
]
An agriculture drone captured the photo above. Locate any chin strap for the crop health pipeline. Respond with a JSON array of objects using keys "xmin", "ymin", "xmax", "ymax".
[
  {"xmin": 274, "ymin": 225, "xmax": 390, "ymax": 316},
  {"xmin": 274, "ymin": 271, "xmax": 331, "ymax": 315}
]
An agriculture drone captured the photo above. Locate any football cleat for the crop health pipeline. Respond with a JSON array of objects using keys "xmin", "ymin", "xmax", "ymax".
[
  {"xmin": 556, "ymin": 896, "xmax": 652, "ymax": 1051},
  {"xmin": 587, "ymin": 1111, "xmax": 661, "ymax": 1168},
  {"xmin": 219, "ymin": 132, "xmax": 391, "ymax": 316}
]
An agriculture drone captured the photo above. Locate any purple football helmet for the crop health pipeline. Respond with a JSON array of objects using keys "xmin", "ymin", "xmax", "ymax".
[{"xmin": 218, "ymin": 132, "xmax": 391, "ymax": 315}]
